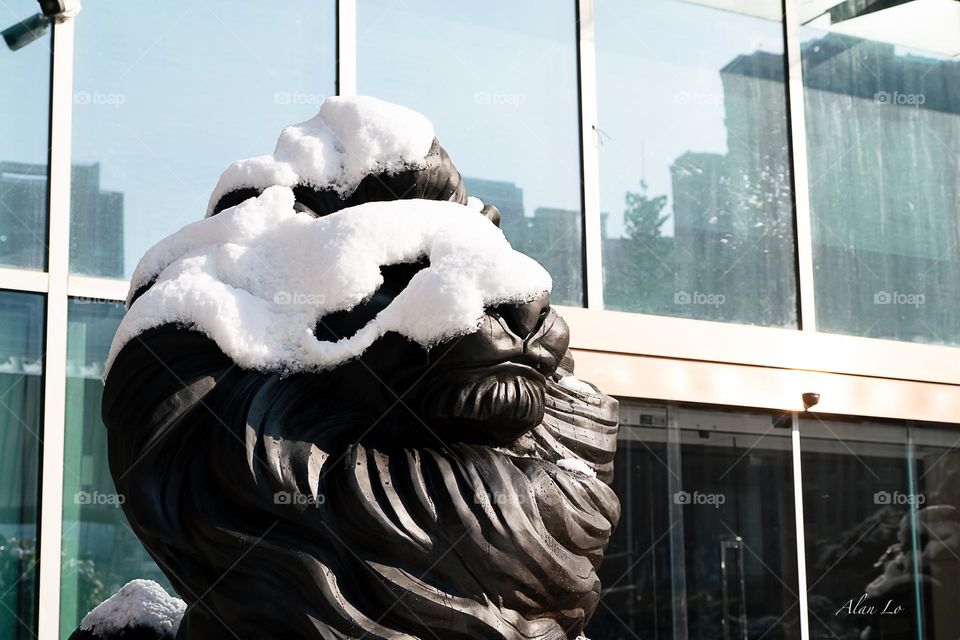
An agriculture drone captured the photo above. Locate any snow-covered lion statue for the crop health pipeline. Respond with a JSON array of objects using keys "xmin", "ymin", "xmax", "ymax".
[{"xmin": 77, "ymin": 97, "xmax": 620, "ymax": 640}]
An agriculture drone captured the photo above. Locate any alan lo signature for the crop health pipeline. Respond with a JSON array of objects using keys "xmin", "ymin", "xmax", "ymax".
[{"xmin": 836, "ymin": 594, "xmax": 904, "ymax": 617}]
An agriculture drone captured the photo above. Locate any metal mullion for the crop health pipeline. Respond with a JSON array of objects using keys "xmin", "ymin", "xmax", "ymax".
[
  {"xmin": 0, "ymin": 267, "xmax": 49, "ymax": 293},
  {"xmin": 783, "ymin": 0, "xmax": 820, "ymax": 622},
  {"xmin": 560, "ymin": 305, "xmax": 960, "ymax": 387},
  {"xmin": 66, "ymin": 275, "xmax": 129, "ymax": 303},
  {"xmin": 790, "ymin": 412, "xmax": 811, "ymax": 640},
  {"xmin": 783, "ymin": 0, "xmax": 817, "ymax": 331},
  {"xmin": 666, "ymin": 406, "xmax": 688, "ymax": 639},
  {"xmin": 336, "ymin": 0, "xmax": 357, "ymax": 96},
  {"xmin": 37, "ymin": 14, "xmax": 75, "ymax": 640},
  {"xmin": 576, "ymin": 0, "xmax": 604, "ymax": 309},
  {"xmin": 905, "ymin": 427, "xmax": 927, "ymax": 638}
]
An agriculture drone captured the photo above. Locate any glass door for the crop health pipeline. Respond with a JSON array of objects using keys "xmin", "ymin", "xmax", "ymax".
[
  {"xmin": 587, "ymin": 402, "xmax": 801, "ymax": 639},
  {"xmin": 911, "ymin": 427, "xmax": 960, "ymax": 640},
  {"xmin": 801, "ymin": 417, "xmax": 960, "ymax": 640}
]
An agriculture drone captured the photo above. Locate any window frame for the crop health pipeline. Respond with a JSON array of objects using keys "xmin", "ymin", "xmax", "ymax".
[{"xmin": 0, "ymin": 1, "xmax": 950, "ymax": 638}]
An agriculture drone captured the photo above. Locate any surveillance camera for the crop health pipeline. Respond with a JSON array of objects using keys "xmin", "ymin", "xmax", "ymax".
[
  {"xmin": 2, "ymin": 14, "xmax": 49, "ymax": 51},
  {"xmin": 3, "ymin": 0, "xmax": 80, "ymax": 52}
]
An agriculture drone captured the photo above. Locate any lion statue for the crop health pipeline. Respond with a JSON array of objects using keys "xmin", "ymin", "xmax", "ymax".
[{"xmin": 93, "ymin": 97, "xmax": 620, "ymax": 640}]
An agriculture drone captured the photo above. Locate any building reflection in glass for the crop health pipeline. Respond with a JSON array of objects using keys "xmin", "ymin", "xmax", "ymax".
[
  {"xmin": 586, "ymin": 402, "xmax": 801, "ymax": 640},
  {"xmin": 0, "ymin": 292, "xmax": 43, "ymax": 640}
]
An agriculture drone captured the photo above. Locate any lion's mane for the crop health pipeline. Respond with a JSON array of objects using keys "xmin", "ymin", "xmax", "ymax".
[{"xmin": 103, "ymin": 325, "xmax": 619, "ymax": 640}]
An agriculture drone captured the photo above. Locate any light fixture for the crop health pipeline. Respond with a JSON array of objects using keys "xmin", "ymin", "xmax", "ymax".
[
  {"xmin": 2, "ymin": 13, "xmax": 49, "ymax": 51},
  {"xmin": 2, "ymin": 0, "xmax": 80, "ymax": 51},
  {"xmin": 802, "ymin": 392, "xmax": 821, "ymax": 411}
]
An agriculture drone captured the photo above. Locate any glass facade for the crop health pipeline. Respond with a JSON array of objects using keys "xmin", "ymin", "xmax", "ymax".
[
  {"xmin": 0, "ymin": 292, "xmax": 43, "ymax": 640},
  {"xmin": 586, "ymin": 402, "xmax": 960, "ymax": 640},
  {"xmin": 588, "ymin": 403, "xmax": 800, "ymax": 639},
  {"xmin": 802, "ymin": 417, "xmax": 960, "ymax": 639},
  {"xmin": 0, "ymin": 2, "xmax": 957, "ymax": 639},
  {"xmin": 70, "ymin": 0, "xmax": 336, "ymax": 278},
  {"xmin": 357, "ymin": 0, "xmax": 585, "ymax": 305},
  {"xmin": 0, "ymin": 0, "xmax": 50, "ymax": 270},
  {"xmin": 59, "ymin": 300, "xmax": 170, "ymax": 637},
  {"xmin": 801, "ymin": 1, "xmax": 960, "ymax": 345},
  {"xmin": 595, "ymin": 0, "xmax": 797, "ymax": 327}
]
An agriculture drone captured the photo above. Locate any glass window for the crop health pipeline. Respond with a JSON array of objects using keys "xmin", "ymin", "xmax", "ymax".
[
  {"xmin": 911, "ymin": 427, "xmax": 960, "ymax": 639},
  {"xmin": 0, "ymin": 1, "xmax": 51, "ymax": 270},
  {"xmin": 0, "ymin": 291, "xmax": 43, "ymax": 640},
  {"xmin": 59, "ymin": 299, "xmax": 173, "ymax": 636},
  {"xmin": 587, "ymin": 401, "xmax": 800, "ymax": 639},
  {"xmin": 357, "ymin": 0, "xmax": 584, "ymax": 306},
  {"xmin": 802, "ymin": 1, "xmax": 960, "ymax": 345},
  {"xmin": 70, "ymin": 1, "xmax": 336, "ymax": 278},
  {"xmin": 595, "ymin": 0, "xmax": 797, "ymax": 327},
  {"xmin": 801, "ymin": 416, "xmax": 960, "ymax": 639}
]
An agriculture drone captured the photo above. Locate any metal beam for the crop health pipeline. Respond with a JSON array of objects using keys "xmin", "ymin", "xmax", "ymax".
[
  {"xmin": 336, "ymin": 0, "xmax": 357, "ymax": 96},
  {"xmin": 783, "ymin": 0, "xmax": 818, "ymax": 330},
  {"xmin": 37, "ymin": 13, "xmax": 75, "ymax": 640},
  {"xmin": 576, "ymin": 0, "xmax": 604, "ymax": 309}
]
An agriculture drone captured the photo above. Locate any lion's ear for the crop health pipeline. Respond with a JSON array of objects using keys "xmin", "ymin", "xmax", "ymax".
[{"xmin": 480, "ymin": 203, "xmax": 501, "ymax": 228}]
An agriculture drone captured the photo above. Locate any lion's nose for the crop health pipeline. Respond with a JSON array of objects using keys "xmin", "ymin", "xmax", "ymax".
[{"xmin": 491, "ymin": 291, "xmax": 551, "ymax": 339}]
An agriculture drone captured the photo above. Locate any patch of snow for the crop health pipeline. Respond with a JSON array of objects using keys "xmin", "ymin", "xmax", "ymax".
[
  {"xmin": 557, "ymin": 458, "xmax": 597, "ymax": 478},
  {"xmin": 558, "ymin": 375, "xmax": 596, "ymax": 396},
  {"xmin": 79, "ymin": 579, "xmax": 184, "ymax": 636},
  {"xmin": 206, "ymin": 96, "xmax": 435, "ymax": 216},
  {"xmin": 107, "ymin": 187, "xmax": 551, "ymax": 376}
]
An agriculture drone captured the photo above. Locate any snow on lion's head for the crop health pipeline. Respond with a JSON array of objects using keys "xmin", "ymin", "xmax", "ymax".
[{"xmin": 102, "ymin": 96, "xmax": 620, "ymax": 639}]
